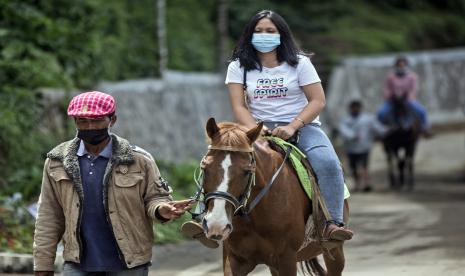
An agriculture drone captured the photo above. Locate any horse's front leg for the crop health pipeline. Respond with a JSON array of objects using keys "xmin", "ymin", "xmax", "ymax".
[
  {"xmin": 398, "ymin": 156, "xmax": 405, "ymax": 188},
  {"xmin": 223, "ymin": 247, "xmax": 256, "ymax": 276},
  {"xmin": 275, "ymin": 251, "xmax": 298, "ymax": 276},
  {"xmin": 386, "ymin": 151, "xmax": 396, "ymax": 189},
  {"xmin": 406, "ymin": 154, "xmax": 415, "ymax": 191}
]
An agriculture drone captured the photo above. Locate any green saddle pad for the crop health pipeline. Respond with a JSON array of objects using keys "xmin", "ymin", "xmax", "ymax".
[{"xmin": 265, "ymin": 136, "xmax": 350, "ymax": 200}]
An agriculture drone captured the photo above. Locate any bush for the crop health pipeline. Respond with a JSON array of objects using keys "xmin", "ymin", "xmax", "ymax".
[
  {"xmin": 154, "ymin": 160, "xmax": 199, "ymax": 244},
  {"xmin": 0, "ymin": 194, "xmax": 35, "ymax": 253}
]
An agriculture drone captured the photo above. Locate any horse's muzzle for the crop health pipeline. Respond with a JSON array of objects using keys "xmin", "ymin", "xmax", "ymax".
[{"xmin": 203, "ymin": 217, "xmax": 233, "ymax": 241}]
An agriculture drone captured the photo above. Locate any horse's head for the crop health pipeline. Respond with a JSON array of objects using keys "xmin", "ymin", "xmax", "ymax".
[{"xmin": 200, "ymin": 118, "xmax": 262, "ymax": 242}]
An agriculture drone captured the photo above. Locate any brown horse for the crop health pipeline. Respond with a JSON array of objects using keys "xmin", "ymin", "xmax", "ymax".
[{"xmin": 199, "ymin": 118, "xmax": 348, "ymax": 276}]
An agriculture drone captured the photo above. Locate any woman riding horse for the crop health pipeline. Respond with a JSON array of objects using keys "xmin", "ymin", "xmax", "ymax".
[
  {"xmin": 377, "ymin": 56, "xmax": 431, "ymax": 136},
  {"xmin": 182, "ymin": 10, "xmax": 352, "ymax": 275},
  {"xmin": 224, "ymin": 10, "xmax": 353, "ymax": 241}
]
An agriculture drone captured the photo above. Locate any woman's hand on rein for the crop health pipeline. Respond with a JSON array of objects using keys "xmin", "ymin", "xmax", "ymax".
[
  {"xmin": 261, "ymin": 125, "xmax": 271, "ymax": 136},
  {"xmin": 271, "ymin": 125, "xmax": 297, "ymax": 140}
]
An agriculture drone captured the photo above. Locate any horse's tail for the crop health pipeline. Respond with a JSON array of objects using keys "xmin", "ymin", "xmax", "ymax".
[{"xmin": 300, "ymin": 258, "xmax": 326, "ymax": 276}]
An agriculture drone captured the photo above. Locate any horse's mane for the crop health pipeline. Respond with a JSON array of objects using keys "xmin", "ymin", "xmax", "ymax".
[
  {"xmin": 207, "ymin": 122, "xmax": 252, "ymax": 149},
  {"xmin": 206, "ymin": 121, "xmax": 281, "ymax": 158}
]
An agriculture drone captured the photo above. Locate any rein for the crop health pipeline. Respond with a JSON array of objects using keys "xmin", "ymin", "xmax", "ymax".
[{"xmin": 190, "ymin": 142, "xmax": 292, "ymax": 218}]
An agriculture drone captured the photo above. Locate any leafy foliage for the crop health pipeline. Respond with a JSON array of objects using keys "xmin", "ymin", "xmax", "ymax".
[
  {"xmin": 166, "ymin": 0, "xmax": 217, "ymax": 71},
  {"xmin": 0, "ymin": 0, "xmax": 162, "ymax": 200},
  {"xmin": 0, "ymin": 194, "xmax": 35, "ymax": 253}
]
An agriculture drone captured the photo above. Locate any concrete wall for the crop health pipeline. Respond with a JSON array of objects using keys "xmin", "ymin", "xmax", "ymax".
[
  {"xmin": 322, "ymin": 47, "xmax": 465, "ymax": 130},
  {"xmin": 97, "ymin": 70, "xmax": 233, "ymax": 162}
]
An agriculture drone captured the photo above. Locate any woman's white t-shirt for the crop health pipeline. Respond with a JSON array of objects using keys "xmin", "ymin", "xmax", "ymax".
[{"xmin": 225, "ymin": 55, "xmax": 321, "ymax": 124}]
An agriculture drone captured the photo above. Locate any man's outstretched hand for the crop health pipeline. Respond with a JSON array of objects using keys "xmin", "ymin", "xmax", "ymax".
[{"xmin": 156, "ymin": 199, "xmax": 195, "ymax": 220}]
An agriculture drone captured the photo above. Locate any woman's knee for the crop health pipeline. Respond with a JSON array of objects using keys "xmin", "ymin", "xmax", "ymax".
[{"xmin": 310, "ymin": 153, "xmax": 343, "ymax": 177}]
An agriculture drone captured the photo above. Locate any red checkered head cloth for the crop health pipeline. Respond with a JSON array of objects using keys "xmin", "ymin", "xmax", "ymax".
[{"xmin": 67, "ymin": 91, "xmax": 116, "ymax": 118}]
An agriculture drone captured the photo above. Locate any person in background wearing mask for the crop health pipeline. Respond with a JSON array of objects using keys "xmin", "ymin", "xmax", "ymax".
[
  {"xmin": 339, "ymin": 100, "xmax": 387, "ymax": 192},
  {"xmin": 377, "ymin": 56, "xmax": 431, "ymax": 136},
  {"xmin": 33, "ymin": 91, "xmax": 194, "ymax": 276}
]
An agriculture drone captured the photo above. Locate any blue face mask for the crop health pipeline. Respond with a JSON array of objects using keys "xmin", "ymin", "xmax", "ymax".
[{"xmin": 251, "ymin": 33, "xmax": 281, "ymax": 53}]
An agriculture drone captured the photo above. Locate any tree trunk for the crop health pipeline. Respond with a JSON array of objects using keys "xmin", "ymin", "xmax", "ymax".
[
  {"xmin": 157, "ymin": 0, "xmax": 168, "ymax": 77},
  {"xmin": 216, "ymin": 0, "xmax": 229, "ymax": 74}
]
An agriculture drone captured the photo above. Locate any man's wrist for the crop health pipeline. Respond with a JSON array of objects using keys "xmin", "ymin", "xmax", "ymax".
[{"xmin": 155, "ymin": 205, "xmax": 170, "ymax": 222}]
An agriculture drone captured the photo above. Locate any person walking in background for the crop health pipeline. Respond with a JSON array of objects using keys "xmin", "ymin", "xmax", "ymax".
[
  {"xmin": 377, "ymin": 56, "xmax": 431, "ymax": 136},
  {"xmin": 339, "ymin": 100, "xmax": 387, "ymax": 192},
  {"xmin": 33, "ymin": 91, "xmax": 193, "ymax": 276}
]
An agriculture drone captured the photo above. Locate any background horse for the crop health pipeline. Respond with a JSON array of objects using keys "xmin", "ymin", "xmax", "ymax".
[
  {"xmin": 381, "ymin": 95, "xmax": 421, "ymax": 190},
  {"xmin": 199, "ymin": 118, "xmax": 348, "ymax": 276}
]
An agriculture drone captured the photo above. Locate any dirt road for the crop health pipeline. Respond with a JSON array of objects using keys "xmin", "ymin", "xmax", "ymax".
[{"xmin": 150, "ymin": 131, "xmax": 465, "ymax": 276}]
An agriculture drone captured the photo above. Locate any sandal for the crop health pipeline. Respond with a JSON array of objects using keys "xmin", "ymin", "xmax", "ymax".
[{"xmin": 181, "ymin": 221, "xmax": 220, "ymax": 248}]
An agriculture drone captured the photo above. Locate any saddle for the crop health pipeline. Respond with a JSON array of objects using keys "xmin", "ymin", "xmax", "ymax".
[
  {"xmin": 265, "ymin": 136, "xmax": 314, "ymax": 199},
  {"xmin": 265, "ymin": 136, "xmax": 350, "ymax": 250}
]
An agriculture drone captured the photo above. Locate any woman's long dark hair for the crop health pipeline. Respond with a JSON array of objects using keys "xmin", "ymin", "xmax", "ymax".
[{"xmin": 230, "ymin": 10, "xmax": 303, "ymax": 71}]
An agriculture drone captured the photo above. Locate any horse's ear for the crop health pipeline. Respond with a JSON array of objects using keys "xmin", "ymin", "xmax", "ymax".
[
  {"xmin": 246, "ymin": 121, "xmax": 263, "ymax": 144},
  {"xmin": 206, "ymin": 117, "xmax": 220, "ymax": 139}
]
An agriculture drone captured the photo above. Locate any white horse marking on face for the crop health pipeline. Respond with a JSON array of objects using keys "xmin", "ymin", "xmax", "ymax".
[{"xmin": 205, "ymin": 154, "xmax": 232, "ymax": 231}]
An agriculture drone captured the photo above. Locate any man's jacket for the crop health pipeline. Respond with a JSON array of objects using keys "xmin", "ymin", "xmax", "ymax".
[{"xmin": 33, "ymin": 134, "xmax": 173, "ymax": 271}]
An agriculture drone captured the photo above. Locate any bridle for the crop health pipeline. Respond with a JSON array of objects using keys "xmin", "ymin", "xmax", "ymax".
[
  {"xmin": 191, "ymin": 144, "xmax": 256, "ymax": 217},
  {"xmin": 190, "ymin": 142, "xmax": 292, "ymax": 218}
]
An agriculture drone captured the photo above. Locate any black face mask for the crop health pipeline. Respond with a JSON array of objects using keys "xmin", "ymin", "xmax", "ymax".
[
  {"xmin": 350, "ymin": 112, "xmax": 360, "ymax": 118},
  {"xmin": 77, "ymin": 128, "xmax": 110, "ymax": 145},
  {"xmin": 395, "ymin": 68, "xmax": 406, "ymax": 77}
]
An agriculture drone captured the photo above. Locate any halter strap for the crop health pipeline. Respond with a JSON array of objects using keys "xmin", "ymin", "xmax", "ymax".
[
  {"xmin": 204, "ymin": 191, "xmax": 241, "ymax": 209},
  {"xmin": 208, "ymin": 145, "xmax": 254, "ymax": 153}
]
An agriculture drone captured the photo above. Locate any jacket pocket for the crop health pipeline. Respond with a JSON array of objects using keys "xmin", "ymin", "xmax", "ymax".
[
  {"xmin": 114, "ymin": 173, "xmax": 144, "ymax": 188},
  {"xmin": 49, "ymin": 169, "xmax": 71, "ymax": 182},
  {"xmin": 49, "ymin": 169, "xmax": 75, "ymax": 199}
]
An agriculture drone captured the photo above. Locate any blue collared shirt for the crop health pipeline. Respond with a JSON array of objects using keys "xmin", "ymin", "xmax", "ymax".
[{"xmin": 77, "ymin": 139, "xmax": 125, "ymax": 271}]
